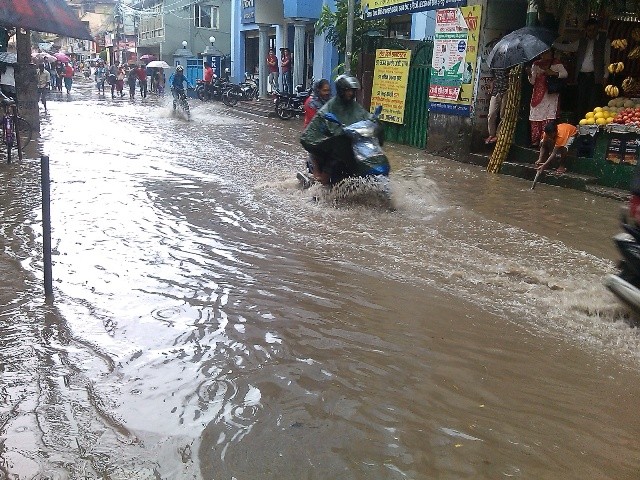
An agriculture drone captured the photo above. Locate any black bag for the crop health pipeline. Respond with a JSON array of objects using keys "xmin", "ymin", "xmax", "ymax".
[{"xmin": 546, "ymin": 75, "xmax": 565, "ymax": 94}]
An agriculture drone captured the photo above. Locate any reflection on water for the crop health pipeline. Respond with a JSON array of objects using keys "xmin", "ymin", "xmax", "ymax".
[{"xmin": 1, "ymin": 81, "xmax": 640, "ymax": 479}]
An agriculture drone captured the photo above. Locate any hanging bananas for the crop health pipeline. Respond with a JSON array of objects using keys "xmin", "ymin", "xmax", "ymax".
[
  {"xmin": 612, "ymin": 39, "xmax": 628, "ymax": 50},
  {"xmin": 629, "ymin": 46, "xmax": 640, "ymax": 60},
  {"xmin": 605, "ymin": 84, "xmax": 620, "ymax": 97},
  {"xmin": 632, "ymin": 28, "xmax": 640, "ymax": 42},
  {"xmin": 608, "ymin": 62, "xmax": 625, "ymax": 74}
]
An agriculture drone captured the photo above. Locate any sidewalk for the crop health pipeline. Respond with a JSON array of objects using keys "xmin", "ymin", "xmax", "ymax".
[{"xmin": 227, "ymin": 95, "xmax": 280, "ymax": 118}]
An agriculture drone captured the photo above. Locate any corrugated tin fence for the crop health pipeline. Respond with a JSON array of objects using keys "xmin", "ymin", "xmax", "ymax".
[{"xmin": 361, "ymin": 38, "xmax": 434, "ymax": 149}]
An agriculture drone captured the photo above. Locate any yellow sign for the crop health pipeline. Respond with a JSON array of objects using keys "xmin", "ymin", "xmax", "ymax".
[{"xmin": 370, "ymin": 49, "xmax": 412, "ymax": 124}]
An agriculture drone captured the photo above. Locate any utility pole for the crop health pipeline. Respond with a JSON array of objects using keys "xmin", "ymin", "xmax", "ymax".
[{"xmin": 345, "ymin": 0, "xmax": 355, "ymax": 74}]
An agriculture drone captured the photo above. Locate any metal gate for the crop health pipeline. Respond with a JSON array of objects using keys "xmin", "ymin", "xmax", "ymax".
[{"xmin": 360, "ymin": 38, "xmax": 433, "ymax": 149}]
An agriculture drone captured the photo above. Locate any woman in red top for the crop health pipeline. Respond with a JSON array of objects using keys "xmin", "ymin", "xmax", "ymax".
[
  {"xmin": 303, "ymin": 79, "xmax": 331, "ymax": 127},
  {"xmin": 63, "ymin": 63, "xmax": 74, "ymax": 94}
]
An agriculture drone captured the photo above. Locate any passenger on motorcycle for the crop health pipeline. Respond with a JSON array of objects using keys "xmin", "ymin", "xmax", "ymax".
[
  {"xmin": 303, "ymin": 79, "xmax": 331, "ymax": 127},
  {"xmin": 300, "ymin": 75, "xmax": 373, "ymax": 185}
]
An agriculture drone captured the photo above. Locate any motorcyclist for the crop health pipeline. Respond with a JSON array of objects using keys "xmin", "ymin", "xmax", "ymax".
[
  {"xmin": 169, "ymin": 65, "xmax": 192, "ymax": 111},
  {"xmin": 300, "ymin": 74, "xmax": 374, "ymax": 185}
]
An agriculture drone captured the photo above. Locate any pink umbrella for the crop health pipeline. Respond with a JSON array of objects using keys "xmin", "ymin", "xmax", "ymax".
[
  {"xmin": 139, "ymin": 54, "xmax": 155, "ymax": 62},
  {"xmin": 54, "ymin": 52, "xmax": 70, "ymax": 63}
]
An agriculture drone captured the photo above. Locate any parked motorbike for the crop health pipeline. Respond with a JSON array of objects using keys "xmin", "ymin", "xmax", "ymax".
[
  {"xmin": 274, "ymin": 84, "xmax": 312, "ymax": 120},
  {"xmin": 195, "ymin": 70, "xmax": 233, "ymax": 102},
  {"xmin": 298, "ymin": 105, "xmax": 390, "ymax": 190},
  {"xmin": 222, "ymin": 73, "xmax": 259, "ymax": 107},
  {"xmin": 604, "ymin": 201, "xmax": 640, "ymax": 315},
  {"xmin": 171, "ymin": 87, "xmax": 191, "ymax": 120}
]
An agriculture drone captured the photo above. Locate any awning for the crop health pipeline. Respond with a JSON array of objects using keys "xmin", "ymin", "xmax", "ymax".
[{"xmin": 0, "ymin": 0, "xmax": 93, "ymax": 40}]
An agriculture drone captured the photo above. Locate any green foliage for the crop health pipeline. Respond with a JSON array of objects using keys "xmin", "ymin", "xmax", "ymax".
[
  {"xmin": 315, "ymin": 0, "xmax": 387, "ymax": 73},
  {"xmin": 99, "ymin": 50, "xmax": 108, "ymax": 61}
]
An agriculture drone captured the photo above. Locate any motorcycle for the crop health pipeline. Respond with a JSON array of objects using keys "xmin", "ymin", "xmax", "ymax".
[
  {"xmin": 195, "ymin": 70, "xmax": 233, "ymax": 102},
  {"xmin": 604, "ymin": 204, "xmax": 640, "ymax": 316},
  {"xmin": 298, "ymin": 105, "xmax": 390, "ymax": 190},
  {"xmin": 171, "ymin": 87, "xmax": 191, "ymax": 120},
  {"xmin": 222, "ymin": 73, "xmax": 259, "ymax": 107},
  {"xmin": 274, "ymin": 84, "xmax": 312, "ymax": 120}
]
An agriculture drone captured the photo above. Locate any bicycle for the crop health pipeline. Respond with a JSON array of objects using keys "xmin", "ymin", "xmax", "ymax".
[{"xmin": 1, "ymin": 95, "xmax": 33, "ymax": 164}]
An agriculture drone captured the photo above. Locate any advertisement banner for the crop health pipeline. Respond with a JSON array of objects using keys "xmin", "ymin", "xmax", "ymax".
[
  {"xmin": 370, "ymin": 49, "xmax": 412, "ymax": 124},
  {"xmin": 363, "ymin": 0, "xmax": 467, "ymax": 19},
  {"xmin": 428, "ymin": 5, "xmax": 482, "ymax": 117}
]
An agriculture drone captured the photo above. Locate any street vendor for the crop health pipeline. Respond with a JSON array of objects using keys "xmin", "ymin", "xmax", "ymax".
[
  {"xmin": 535, "ymin": 121, "xmax": 578, "ymax": 174},
  {"xmin": 553, "ymin": 18, "xmax": 611, "ymax": 120}
]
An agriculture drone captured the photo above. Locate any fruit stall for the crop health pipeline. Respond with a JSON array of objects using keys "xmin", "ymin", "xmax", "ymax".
[{"xmin": 574, "ymin": 17, "xmax": 640, "ymax": 189}]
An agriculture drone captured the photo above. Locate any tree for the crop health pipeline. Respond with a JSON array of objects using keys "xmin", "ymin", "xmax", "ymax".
[{"xmin": 315, "ymin": 0, "xmax": 387, "ymax": 75}]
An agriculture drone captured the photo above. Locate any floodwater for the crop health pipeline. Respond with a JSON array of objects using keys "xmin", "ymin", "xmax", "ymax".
[{"xmin": 1, "ymin": 79, "xmax": 640, "ymax": 479}]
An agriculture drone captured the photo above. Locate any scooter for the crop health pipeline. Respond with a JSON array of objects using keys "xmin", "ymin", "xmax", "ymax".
[
  {"xmin": 297, "ymin": 105, "xmax": 390, "ymax": 190},
  {"xmin": 604, "ymin": 207, "xmax": 640, "ymax": 315},
  {"xmin": 274, "ymin": 84, "xmax": 312, "ymax": 120}
]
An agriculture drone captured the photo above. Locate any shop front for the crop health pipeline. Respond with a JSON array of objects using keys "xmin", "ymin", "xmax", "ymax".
[{"xmin": 502, "ymin": 6, "xmax": 640, "ymax": 191}]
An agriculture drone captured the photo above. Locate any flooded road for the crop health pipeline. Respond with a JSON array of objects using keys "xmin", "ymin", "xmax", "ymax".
[{"xmin": 1, "ymin": 79, "xmax": 640, "ymax": 479}]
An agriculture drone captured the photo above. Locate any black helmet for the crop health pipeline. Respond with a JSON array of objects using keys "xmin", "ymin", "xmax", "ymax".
[
  {"xmin": 335, "ymin": 74, "xmax": 360, "ymax": 92},
  {"xmin": 176, "ymin": 65, "xmax": 184, "ymax": 73}
]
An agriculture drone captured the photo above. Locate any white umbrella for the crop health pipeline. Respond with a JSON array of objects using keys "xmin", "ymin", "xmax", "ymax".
[{"xmin": 146, "ymin": 60, "xmax": 171, "ymax": 69}]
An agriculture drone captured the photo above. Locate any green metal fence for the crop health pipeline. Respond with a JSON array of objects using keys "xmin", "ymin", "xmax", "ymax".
[{"xmin": 361, "ymin": 38, "xmax": 434, "ymax": 149}]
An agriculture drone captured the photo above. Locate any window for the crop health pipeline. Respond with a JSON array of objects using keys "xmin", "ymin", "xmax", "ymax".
[{"xmin": 195, "ymin": 4, "xmax": 219, "ymax": 29}]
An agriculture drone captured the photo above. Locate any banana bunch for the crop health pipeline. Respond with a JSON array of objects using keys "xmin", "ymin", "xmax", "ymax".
[
  {"xmin": 612, "ymin": 39, "xmax": 628, "ymax": 50},
  {"xmin": 632, "ymin": 28, "xmax": 640, "ymax": 41},
  {"xmin": 630, "ymin": 45, "xmax": 640, "ymax": 59},
  {"xmin": 622, "ymin": 76, "xmax": 636, "ymax": 91},
  {"xmin": 608, "ymin": 62, "xmax": 625, "ymax": 74},
  {"xmin": 605, "ymin": 84, "xmax": 620, "ymax": 97}
]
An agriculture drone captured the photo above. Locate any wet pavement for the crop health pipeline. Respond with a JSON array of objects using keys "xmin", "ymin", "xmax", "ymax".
[{"xmin": 1, "ymin": 77, "xmax": 640, "ymax": 479}]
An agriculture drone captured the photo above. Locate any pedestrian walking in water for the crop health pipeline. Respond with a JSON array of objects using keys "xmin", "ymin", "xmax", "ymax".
[
  {"xmin": 94, "ymin": 60, "xmax": 106, "ymax": 95},
  {"xmin": 136, "ymin": 65, "xmax": 147, "ymax": 98},
  {"xmin": 36, "ymin": 63, "xmax": 50, "ymax": 113},
  {"xmin": 155, "ymin": 69, "xmax": 165, "ymax": 96},
  {"xmin": 63, "ymin": 63, "xmax": 74, "ymax": 94},
  {"xmin": 55, "ymin": 62, "xmax": 64, "ymax": 92},
  {"xmin": 127, "ymin": 66, "xmax": 137, "ymax": 99},
  {"xmin": 108, "ymin": 62, "xmax": 118, "ymax": 98},
  {"xmin": 116, "ymin": 65, "xmax": 125, "ymax": 97}
]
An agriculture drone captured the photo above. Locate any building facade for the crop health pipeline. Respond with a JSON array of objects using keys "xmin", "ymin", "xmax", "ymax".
[{"xmin": 135, "ymin": 0, "xmax": 232, "ymax": 70}]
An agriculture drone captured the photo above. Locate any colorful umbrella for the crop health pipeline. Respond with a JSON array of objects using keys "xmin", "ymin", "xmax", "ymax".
[
  {"xmin": 139, "ymin": 54, "xmax": 155, "ymax": 61},
  {"xmin": 54, "ymin": 52, "xmax": 70, "ymax": 63},
  {"xmin": 0, "ymin": 0, "xmax": 93, "ymax": 40}
]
